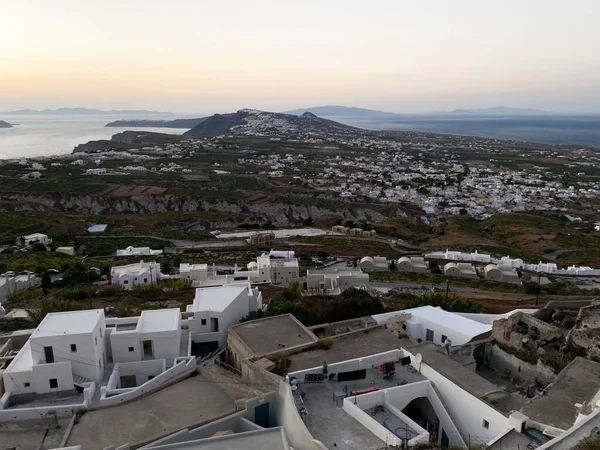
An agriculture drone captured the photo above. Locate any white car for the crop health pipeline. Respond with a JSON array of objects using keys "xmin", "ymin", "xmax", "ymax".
[{"xmin": 2, "ymin": 271, "xmax": 15, "ymax": 277}]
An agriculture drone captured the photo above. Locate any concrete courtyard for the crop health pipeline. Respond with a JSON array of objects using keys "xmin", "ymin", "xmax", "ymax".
[{"xmin": 67, "ymin": 375, "xmax": 237, "ymax": 449}]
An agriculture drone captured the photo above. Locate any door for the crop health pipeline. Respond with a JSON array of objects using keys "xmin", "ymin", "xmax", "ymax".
[
  {"xmin": 426, "ymin": 329, "xmax": 434, "ymax": 342},
  {"xmin": 254, "ymin": 402, "xmax": 270, "ymax": 428},
  {"xmin": 44, "ymin": 346, "xmax": 55, "ymax": 363},
  {"xmin": 210, "ymin": 317, "xmax": 219, "ymax": 332},
  {"xmin": 120, "ymin": 375, "xmax": 137, "ymax": 388},
  {"xmin": 142, "ymin": 340, "xmax": 153, "ymax": 359},
  {"xmin": 441, "ymin": 429, "xmax": 449, "ymax": 449}
]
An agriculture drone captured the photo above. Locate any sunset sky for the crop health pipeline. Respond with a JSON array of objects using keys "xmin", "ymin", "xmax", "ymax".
[{"xmin": 1, "ymin": 0, "xmax": 599, "ymax": 114}]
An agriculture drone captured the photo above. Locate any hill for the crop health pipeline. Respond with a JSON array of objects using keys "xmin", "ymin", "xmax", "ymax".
[
  {"xmin": 2, "ymin": 108, "xmax": 171, "ymax": 115},
  {"xmin": 184, "ymin": 109, "xmax": 360, "ymax": 137},
  {"xmin": 105, "ymin": 118, "xmax": 205, "ymax": 128},
  {"xmin": 449, "ymin": 106, "xmax": 553, "ymax": 116},
  {"xmin": 285, "ymin": 105, "xmax": 401, "ymax": 118},
  {"xmin": 0, "ymin": 120, "xmax": 12, "ymax": 128}
]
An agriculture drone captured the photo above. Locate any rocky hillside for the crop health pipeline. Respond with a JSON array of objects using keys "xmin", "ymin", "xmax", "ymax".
[
  {"xmin": 184, "ymin": 109, "xmax": 359, "ymax": 137},
  {"xmin": 0, "ymin": 120, "xmax": 12, "ymax": 128},
  {"xmin": 105, "ymin": 118, "xmax": 205, "ymax": 128},
  {"xmin": 0, "ymin": 192, "xmax": 393, "ymax": 227},
  {"xmin": 73, "ymin": 131, "xmax": 184, "ymax": 153}
]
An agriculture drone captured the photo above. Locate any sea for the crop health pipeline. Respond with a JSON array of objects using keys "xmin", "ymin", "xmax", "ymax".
[
  {"xmin": 331, "ymin": 115, "xmax": 600, "ymax": 149},
  {"xmin": 0, "ymin": 114, "xmax": 189, "ymax": 160},
  {"xmin": 0, "ymin": 113, "xmax": 599, "ymax": 160}
]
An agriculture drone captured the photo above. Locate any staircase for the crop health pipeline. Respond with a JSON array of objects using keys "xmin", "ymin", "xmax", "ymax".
[
  {"xmin": 73, "ymin": 373, "xmax": 93, "ymax": 387},
  {"xmin": 431, "ymin": 383, "xmax": 469, "ymax": 446}
]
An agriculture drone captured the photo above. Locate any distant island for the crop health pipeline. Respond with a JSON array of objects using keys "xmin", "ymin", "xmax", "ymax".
[
  {"xmin": 105, "ymin": 118, "xmax": 205, "ymax": 128},
  {"xmin": 0, "ymin": 120, "xmax": 12, "ymax": 128},
  {"xmin": 286, "ymin": 105, "xmax": 556, "ymax": 117},
  {"xmin": 1, "ymin": 108, "xmax": 172, "ymax": 115},
  {"xmin": 447, "ymin": 106, "xmax": 553, "ymax": 116},
  {"xmin": 285, "ymin": 105, "xmax": 401, "ymax": 118}
]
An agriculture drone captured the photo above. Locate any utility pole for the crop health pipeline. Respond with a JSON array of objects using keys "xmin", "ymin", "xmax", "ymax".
[
  {"xmin": 445, "ymin": 280, "xmax": 450, "ymax": 310},
  {"xmin": 536, "ymin": 273, "xmax": 541, "ymax": 306},
  {"xmin": 82, "ymin": 255, "xmax": 92, "ymax": 309}
]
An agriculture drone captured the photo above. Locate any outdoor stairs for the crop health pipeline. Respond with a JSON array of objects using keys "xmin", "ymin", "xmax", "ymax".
[
  {"xmin": 73, "ymin": 373, "xmax": 93, "ymax": 387},
  {"xmin": 431, "ymin": 383, "xmax": 469, "ymax": 446}
]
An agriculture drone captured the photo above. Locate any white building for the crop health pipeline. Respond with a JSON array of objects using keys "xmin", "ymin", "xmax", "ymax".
[
  {"xmin": 484, "ymin": 264, "xmax": 521, "ymax": 284},
  {"xmin": 109, "ymin": 308, "xmax": 181, "ymax": 365},
  {"xmin": 179, "ymin": 263, "xmax": 209, "ymax": 282},
  {"xmin": 246, "ymin": 254, "xmax": 299, "ymax": 283},
  {"xmin": 359, "ymin": 256, "xmax": 389, "ymax": 272},
  {"xmin": 116, "ymin": 246, "xmax": 163, "ymax": 256},
  {"xmin": 186, "ymin": 284, "xmax": 262, "ymax": 352},
  {"xmin": 444, "ymin": 262, "xmax": 479, "ymax": 279},
  {"xmin": 397, "ymin": 256, "xmax": 429, "ymax": 273},
  {"xmin": 373, "ymin": 306, "xmax": 492, "ymax": 346},
  {"xmin": 306, "ymin": 269, "xmax": 369, "ymax": 295},
  {"xmin": 110, "ymin": 260, "xmax": 162, "ymax": 290},
  {"xmin": 56, "ymin": 246, "xmax": 75, "ymax": 256},
  {"xmin": 0, "ymin": 273, "xmax": 40, "ymax": 303},
  {"xmin": 17, "ymin": 233, "xmax": 52, "ymax": 248},
  {"xmin": 3, "ymin": 310, "xmax": 107, "ymax": 396},
  {"xmin": 84, "ymin": 168, "xmax": 107, "ymax": 175}
]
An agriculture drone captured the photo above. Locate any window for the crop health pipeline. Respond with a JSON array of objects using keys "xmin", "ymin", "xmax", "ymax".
[
  {"xmin": 148, "ymin": 375, "xmax": 155, "ymax": 381},
  {"xmin": 128, "ymin": 346, "xmax": 134, "ymax": 352},
  {"xmin": 123, "ymin": 280, "xmax": 129, "ymax": 285},
  {"xmin": 426, "ymin": 329, "xmax": 434, "ymax": 342},
  {"xmin": 442, "ymin": 334, "xmax": 448, "ymax": 343},
  {"xmin": 70, "ymin": 344, "xmax": 77, "ymax": 352},
  {"xmin": 49, "ymin": 378, "xmax": 58, "ymax": 389},
  {"xmin": 201, "ymin": 319, "xmax": 207, "ymax": 326},
  {"xmin": 24, "ymin": 382, "xmax": 30, "ymax": 388},
  {"xmin": 483, "ymin": 420, "xmax": 490, "ymax": 429}
]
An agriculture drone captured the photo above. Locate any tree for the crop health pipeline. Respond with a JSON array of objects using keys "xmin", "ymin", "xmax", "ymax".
[
  {"xmin": 161, "ymin": 259, "xmax": 172, "ymax": 275},
  {"xmin": 302, "ymin": 217, "xmax": 314, "ymax": 226},
  {"xmin": 41, "ymin": 271, "xmax": 52, "ymax": 295},
  {"xmin": 389, "ymin": 259, "xmax": 397, "ymax": 271}
]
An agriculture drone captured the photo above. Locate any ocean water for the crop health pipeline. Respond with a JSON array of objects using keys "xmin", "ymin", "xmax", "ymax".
[
  {"xmin": 1, "ymin": 114, "xmax": 599, "ymax": 160},
  {"xmin": 0, "ymin": 114, "xmax": 189, "ymax": 160},
  {"xmin": 329, "ymin": 115, "xmax": 600, "ymax": 149}
]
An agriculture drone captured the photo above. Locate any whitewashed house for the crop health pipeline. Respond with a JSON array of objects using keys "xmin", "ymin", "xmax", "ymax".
[
  {"xmin": 484, "ymin": 264, "xmax": 521, "ymax": 284},
  {"xmin": 179, "ymin": 263, "xmax": 209, "ymax": 282},
  {"xmin": 245, "ymin": 254, "xmax": 299, "ymax": 283},
  {"xmin": 186, "ymin": 284, "xmax": 262, "ymax": 354},
  {"xmin": 373, "ymin": 306, "xmax": 492, "ymax": 346},
  {"xmin": 17, "ymin": 233, "xmax": 52, "ymax": 249},
  {"xmin": 444, "ymin": 262, "xmax": 479, "ymax": 279},
  {"xmin": 397, "ymin": 256, "xmax": 429, "ymax": 273},
  {"xmin": 84, "ymin": 168, "xmax": 107, "ymax": 175},
  {"xmin": 359, "ymin": 256, "xmax": 389, "ymax": 272},
  {"xmin": 306, "ymin": 269, "xmax": 369, "ymax": 295},
  {"xmin": 3, "ymin": 309, "xmax": 107, "ymax": 396},
  {"xmin": 116, "ymin": 246, "xmax": 163, "ymax": 256},
  {"xmin": 110, "ymin": 260, "xmax": 162, "ymax": 290},
  {"xmin": 108, "ymin": 308, "xmax": 181, "ymax": 365}
]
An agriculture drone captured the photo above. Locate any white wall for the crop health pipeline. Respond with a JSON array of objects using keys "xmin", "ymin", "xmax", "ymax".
[
  {"xmin": 404, "ymin": 349, "xmax": 511, "ymax": 446},
  {"xmin": 111, "ymin": 330, "xmax": 141, "ymax": 363},
  {"xmin": 343, "ymin": 397, "xmax": 403, "ymax": 447},
  {"xmin": 274, "ymin": 382, "xmax": 327, "ymax": 450},
  {"xmin": 3, "ymin": 369, "xmax": 35, "ymax": 396},
  {"xmin": 30, "ymin": 327, "xmax": 105, "ymax": 383},
  {"xmin": 32, "ymin": 362, "xmax": 74, "ymax": 394}
]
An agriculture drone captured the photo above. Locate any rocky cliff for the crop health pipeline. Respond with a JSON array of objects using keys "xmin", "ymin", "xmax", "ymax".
[
  {"xmin": 0, "ymin": 192, "xmax": 393, "ymax": 227},
  {"xmin": 105, "ymin": 118, "xmax": 205, "ymax": 128},
  {"xmin": 0, "ymin": 120, "xmax": 12, "ymax": 128},
  {"xmin": 73, "ymin": 131, "xmax": 184, "ymax": 153}
]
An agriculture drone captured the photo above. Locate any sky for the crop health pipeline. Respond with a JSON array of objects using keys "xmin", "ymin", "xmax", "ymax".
[{"xmin": 1, "ymin": 0, "xmax": 599, "ymax": 114}]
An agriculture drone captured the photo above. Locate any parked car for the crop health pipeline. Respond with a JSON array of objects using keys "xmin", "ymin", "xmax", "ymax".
[
  {"xmin": 2, "ymin": 271, "xmax": 15, "ymax": 277},
  {"xmin": 47, "ymin": 269, "xmax": 60, "ymax": 274}
]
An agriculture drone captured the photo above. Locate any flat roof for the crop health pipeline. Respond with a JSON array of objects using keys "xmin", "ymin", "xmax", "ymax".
[
  {"xmin": 138, "ymin": 308, "xmax": 180, "ymax": 333},
  {"xmin": 88, "ymin": 224, "xmax": 108, "ymax": 233},
  {"xmin": 287, "ymin": 327, "xmax": 413, "ymax": 372},
  {"xmin": 521, "ymin": 357, "xmax": 600, "ymax": 430},
  {"xmin": 408, "ymin": 343, "xmax": 507, "ymax": 403},
  {"xmin": 374, "ymin": 306, "xmax": 491, "ymax": 339},
  {"xmin": 147, "ymin": 428, "xmax": 290, "ymax": 450},
  {"xmin": 193, "ymin": 285, "xmax": 248, "ymax": 312},
  {"xmin": 181, "ymin": 263, "xmax": 208, "ymax": 271},
  {"xmin": 230, "ymin": 314, "xmax": 317, "ymax": 356},
  {"xmin": 31, "ymin": 309, "xmax": 104, "ymax": 338}
]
